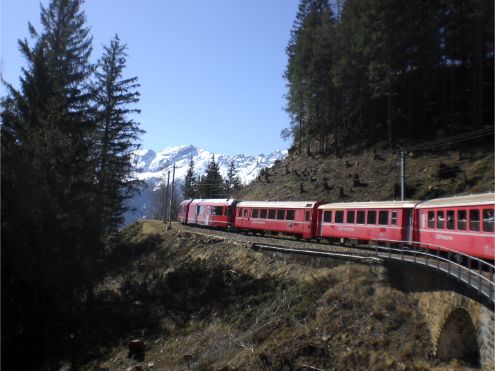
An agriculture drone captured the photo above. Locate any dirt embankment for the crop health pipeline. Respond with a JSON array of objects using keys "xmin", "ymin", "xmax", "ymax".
[
  {"xmin": 235, "ymin": 144, "xmax": 493, "ymax": 202},
  {"xmin": 72, "ymin": 221, "xmax": 478, "ymax": 370}
]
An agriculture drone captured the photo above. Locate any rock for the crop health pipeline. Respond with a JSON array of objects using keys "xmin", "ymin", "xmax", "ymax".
[
  {"xmin": 97, "ymin": 362, "xmax": 112, "ymax": 371},
  {"xmin": 128, "ymin": 339, "xmax": 146, "ymax": 360},
  {"xmin": 147, "ymin": 361, "xmax": 155, "ymax": 368}
]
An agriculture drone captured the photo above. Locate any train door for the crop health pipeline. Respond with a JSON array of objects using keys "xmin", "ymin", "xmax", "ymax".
[
  {"xmin": 205, "ymin": 206, "xmax": 210, "ymax": 226},
  {"xmin": 195, "ymin": 205, "xmax": 200, "ymax": 224},
  {"xmin": 318, "ymin": 210, "xmax": 324, "ymax": 236},
  {"xmin": 405, "ymin": 208, "xmax": 413, "ymax": 242}
]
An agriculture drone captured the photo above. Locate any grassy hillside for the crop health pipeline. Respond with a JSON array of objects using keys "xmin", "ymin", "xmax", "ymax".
[
  {"xmin": 235, "ymin": 143, "xmax": 493, "ymax": 202},
  {"xmin": 68, "ymin": 221, "xmax": 477, "ymax": 370}
]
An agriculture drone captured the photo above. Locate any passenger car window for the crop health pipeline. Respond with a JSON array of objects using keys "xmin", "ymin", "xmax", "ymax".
[
  {"xmin": 457, "ymin": 210, "xmax": 467, "ymax": 230},
  {"xmin": 335, "ymin": 211, "xmax": 344, "ymax": 223},
  {"xmin": 428, "ymin": 211, "xmax": 435, "ymax": 228},
  {"xmin": 391, "ymin": 211, "xmax": 397, "ymax": 225},
  {"xmin": 238, "ymin": 208, "xmax": 242, "ymax": 217},
  {"xmin": 470, "ymin": 209, "xmax": 480, "ymax": 231},
  {"xmin": 286, "ymin": 210, "xmax": 295, "ymax": 220},
  {"xmin": 277, "ymin": 210, "xmax": 285, "ymax": 220},
  {"xmin": 260, "ymin": 209, "xmax": 267, "ymax": 218},
  {"xmin": 483, "ymin": 209, "xmax": 494, "ymax": 232},
  {"xmin": 212, "ymin": 206, "xmax": 223, "ymax": 216},
  {"xmin": 268, "ymin": 209, "xmax": 276, "ymax": 219},
  {"xmin": 324, "ymin": 211, "xmax": 332, "ymax": 223},
  {"xmin": 446, "ymin": 210, "xmax": 455, "ymax": 230},
  {"xmin": 244, "ymin": 209, "xmax": 249, "ymax": 218},
  {"xmin": 437, "ymin": 211, "xmax": 445, "ymax": 229},
  {"xmin": 357, "ymin": 210, "xmax": 365, "ymax": 224},
  {"xmin": 252, "ymin": 209, "xmax": 259, "ymax": 218},
  {"xmin": 305, "ymin": 211, "xmax": 310, "ymax": 221},
  {"xmin": 367, "ymin": 210, "xmax": 377, "ymax": 224},
  {"xmin": 379, "ymin": 210, "xmax": 389, "ymax": 225},
  {"xmin": 347, "ymin": 210, "xmax": 355, "ymax": 223}
]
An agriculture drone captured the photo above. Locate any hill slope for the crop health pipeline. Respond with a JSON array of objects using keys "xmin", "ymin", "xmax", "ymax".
[
  {"xmin": 235, "ymin": 144, "xmax": 494, "ymax": 202},
  {"xmin": 70, "ymin": 221, "xmax": 478, "ymax": 370}
]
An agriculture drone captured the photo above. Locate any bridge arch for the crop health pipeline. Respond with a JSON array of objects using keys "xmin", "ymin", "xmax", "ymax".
[{"xmin": 436, "ymin": 307, "xmax": 481, "ymax": 367}]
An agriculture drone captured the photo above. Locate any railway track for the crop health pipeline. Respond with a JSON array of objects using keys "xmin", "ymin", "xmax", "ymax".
[{"xmin": 176, "ymin": 223, "xmax": 495, "ymax": 305}]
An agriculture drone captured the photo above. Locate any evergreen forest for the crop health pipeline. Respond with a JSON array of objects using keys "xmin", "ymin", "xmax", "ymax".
[
  {"xmin": 1, "ymin": 0, "xmax": 143, "ymax": 368},
  {"xmin": 283, "ymin": 0, "xmax": 494, "ymax": 154}
]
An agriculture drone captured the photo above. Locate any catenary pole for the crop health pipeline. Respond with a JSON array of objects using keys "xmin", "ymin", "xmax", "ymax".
[
  {"xmin": 400, "ymin": 150, "xmax": 405, "ymax": 201},
  {"xmin": 167, "ymin": 164, "xmax": 176, "ymax": 229},
  {"xmin": 163, "ymin": 170, "xmax": 170, "ymax": 222}
]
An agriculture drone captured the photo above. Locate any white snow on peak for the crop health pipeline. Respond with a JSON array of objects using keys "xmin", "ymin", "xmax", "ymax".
[{"xmin": 133, "ymin": 144, "xmax": 287, "ymax": 186}]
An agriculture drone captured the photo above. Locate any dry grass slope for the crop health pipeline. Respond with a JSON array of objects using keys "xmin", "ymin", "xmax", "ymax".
[{"xmin": 77, "ymin": 221, "xmax": 480, "ymax": 370}]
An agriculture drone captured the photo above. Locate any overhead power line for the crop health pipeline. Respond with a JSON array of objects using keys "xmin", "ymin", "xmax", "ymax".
[{"xmin": 405, "ymin": 127, "xmax": 494, "ymax": 152}]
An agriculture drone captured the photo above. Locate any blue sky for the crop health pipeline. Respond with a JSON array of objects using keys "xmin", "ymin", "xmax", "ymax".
[{"xmin": 1, "ymin": 0, "xmax": 300, "ymax": 155}]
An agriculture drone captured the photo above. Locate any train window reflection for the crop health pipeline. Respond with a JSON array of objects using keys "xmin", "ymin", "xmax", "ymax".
[
  {"xmin": 379, "ymin": 211, "xmax": 389, "ymax": 225},
  {"xmin": 483, "ymin": 209, "xmax": 494, "ymax": 232},
  {"xmin": 446, "ymin": 210, "xmax": 455, "ymax": 230},
  {"xmin": 437, "ymin": 211, "xmax": 445, "ymax": 229},
  {"xmin": 212, "ymin": 206, "xmax": 223, "ymax": 216},
  {"xmin": 457, "ymin": 210, "xmax": 467, "ymax": 230},
  {"xmin": 286, "ymin": 210, "xmax": 295, "ymax": 220},
  {"xmin": 367, "ymin": 210, "xmax": 377, "ymax": 224},
  {"xmin": 470, "ymin": 209, "xmax": 480, "ymax": 231},
  {"xmin": 428, "ymin": 211, "xmax": 435, "ymax": 228},
  {"xmin": 391, "ymin": 211, "xmax": 397, "ymax": 225},
  {"xmin": 357, "ymin": 211, "xmax": 365, "ymax": 224},
  {"xmin": 347, "ymin": 210, "xmax": 355, "ymax": 223}
]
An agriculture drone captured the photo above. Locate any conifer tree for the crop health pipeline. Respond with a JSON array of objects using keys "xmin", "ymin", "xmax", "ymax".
[
  {"xmin": 197, "ymin": 155, "xmax": 226, "ymax": 198},
  {"xmin": 1, "ymin": 0, "xmax": 95, "ymax": 366},
  {"xmin": 92, "ymin": 34, "xmax": 144, "ymax": 234},
  {"xmin": 182, "ymin": 156, "xmax": 197, "ymax": 199},
  {"xmin": 225, "ymin": 160, "xmax": 242, "ymax": 196}
]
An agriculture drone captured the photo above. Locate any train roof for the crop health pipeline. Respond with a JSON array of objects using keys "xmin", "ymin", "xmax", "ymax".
[
  {"xmin": 237, "ymin": 201, "xmax": 320, "ymax": 209},
  {"xmin": 318, "ymin": 200, "xmax": 419, "ymax": 210},
  {"xmin": 416, "ymin": 193, "xmax": 495, "ymax": 208},
  {"xmin": 190, "ymin": 199, "xmax": 238, "ymax": 205}
]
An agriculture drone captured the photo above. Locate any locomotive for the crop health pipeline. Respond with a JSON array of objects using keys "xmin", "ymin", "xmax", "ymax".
[{"xmin": 178, "ymin": 193, "xmax": 495, "ymax": 261}]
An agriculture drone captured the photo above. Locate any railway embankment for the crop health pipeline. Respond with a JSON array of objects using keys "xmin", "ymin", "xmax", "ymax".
[{"xmin": 75, "ymin": 220, "xmax": 491, "ymax": 370}]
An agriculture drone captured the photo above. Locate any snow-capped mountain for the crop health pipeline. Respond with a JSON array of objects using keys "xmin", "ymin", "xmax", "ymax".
[{"xmin": 124, "ymin": 144, "xmax": 287, "ymax": 224}]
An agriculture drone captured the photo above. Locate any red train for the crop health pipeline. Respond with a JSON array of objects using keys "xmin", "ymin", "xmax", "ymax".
[{"xmin": 178, "ymin": 193, "xmax": 495, "ymax": 260}]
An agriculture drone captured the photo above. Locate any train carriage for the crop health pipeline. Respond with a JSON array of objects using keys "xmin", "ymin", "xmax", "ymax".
[
  {"xmin": 415, "ymin": 193, "xmax": 495, "ymax": 260},
  {"xmin": 235, "ymin": 201, "xmax": 323, "ymax": 239},
  {"xmin": 317, "ymin": 201, "xmax": 419, "ymax": 244},
  {"xmin": 185, "ymin": 199, "xmax": 238, "ymax": 229},
  {"xmin": 178, "ymin": 199, "xmax": 193, "ymax": 223}
]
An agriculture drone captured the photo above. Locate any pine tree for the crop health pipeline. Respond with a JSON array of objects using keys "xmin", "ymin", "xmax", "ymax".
[
  {"xmin": 197, "ymin": 155, "xmax": 226, "ymax": 198},
  {"xmin": 1, "ymin": 0, "xmax": 95, "ymax": 367},
  {"xmin": 92, "ymin": 34, "xmax": 144, "ymax": 234},
  {"xmin": 225, "ymin": 160, "xmax": 242, "ymax": 196},
  {"xmin": 182, "ymin": 156, "xmax": 197, "ymax": 199}
]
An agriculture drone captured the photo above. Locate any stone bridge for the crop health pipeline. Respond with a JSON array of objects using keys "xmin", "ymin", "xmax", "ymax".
[{"xmin": 386, "ymin": 261, "xmax": 494, "ymax": 370}]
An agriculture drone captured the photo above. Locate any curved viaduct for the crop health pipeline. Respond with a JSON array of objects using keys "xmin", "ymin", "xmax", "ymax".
[{"xmin": 386, "ymin": 261, "xmax": 494, "ymax": 369}]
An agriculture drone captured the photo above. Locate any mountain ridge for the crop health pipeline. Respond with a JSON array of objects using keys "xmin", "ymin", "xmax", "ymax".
[{"xmin": 125, "ymin": 144, "xmax": 287, "ymax": 223}]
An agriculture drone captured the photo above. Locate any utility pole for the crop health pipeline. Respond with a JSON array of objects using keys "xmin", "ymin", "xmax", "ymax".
[
  {"xmin": 162, "ymin": 170, "xmax": 170, "ymax": 222},
  {"xmin": 167, "ymin": 164, "xmax": 176, "ymax": 229},
  {"xmin": 400, "ymin": 150, "xmax": 405, "ymax": 201}
]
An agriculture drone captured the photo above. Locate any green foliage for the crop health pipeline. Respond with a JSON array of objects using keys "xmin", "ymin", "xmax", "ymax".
[
  {"xmin": 197, "ymin": 155, "xmax": 226, "ymax": 199},
  {"xmin": 1, "ymin": 1, "xmax": 144, "ymax": 368},
  {"xmin": 92, "ymin": 34, "xmax": 145, "ymax": 234},
  {"xmin": 224, "ymin": 160, "xmax": 242, "ymax": 196},
  {"xmin": 182, "ymin": 156, "xmax": 197, "ymax": 199},
  {"xmin": 284, "ymin": 0, "xmax": 494, "ymax": 153}
]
